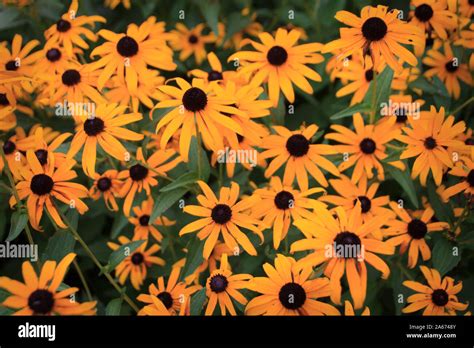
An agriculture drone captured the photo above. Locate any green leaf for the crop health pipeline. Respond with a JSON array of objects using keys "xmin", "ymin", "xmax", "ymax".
[
  {"xmin": 42, "ymin": 229, "xmax": 76, "ymax": 262},
  {"xmin": 432, "ymin": 237, "xmax": 461, "ymax": 276},
  {"xmin": 0, "ymin": 8, "xmax": 24, "ymax": 31},
  {"xmin": 181, "ymin": 238, "xmax": 204, "ymax": 280},
  {"xmin": 364, "ymin": 66, "xmax": 394, "ymax": 122},
  {"xmin": 386, "ymin": 166, "xmax": 419, "ymax": 209},
  {"xmin": 190, "ymin": 288, "xmax": 206, "ymax": 315},
  {"xmin": 107, "ymin": 239, "xmax": 145, "ymax": 271},
  {"xmin": 329, "ymin": 102, "xmax": 371, "ymax": 120},
  {"xmin": 198, "ymin": 0, "xmax": 220, "ymax": 35},
  {"xmin": 271, "ymin": 96, "xmax": 286, "ymax": 125},
  {"xmin": 110, "ymin": 212, "xmax": 130, "ymax": 239},
  {"xmin": 187, "ymin": 136, "xmax": 210, "ymax": 181},
  {"xmin": 105, "ymin": 298, "xmax": 123, "ymax": 316},
  {"xmin": 427, "ymin": 181, "xmax": 454, "ymax": 225},
  {"xmin": 6, "ymin": 210, "xmax": 28, "ymax": 242},
  {"xmin": 160, "ymin": 172, "xmax": 198, "ymax": 192},
  {"xmin": 150, "ymin": 187, "xmax": 188, "ymax": 222}
]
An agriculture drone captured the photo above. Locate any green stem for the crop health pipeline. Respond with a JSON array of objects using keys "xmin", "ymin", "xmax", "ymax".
[
  {"xmin": 73, "ymin": 259, "xmax": 93, "ymax": 302},
  {"xmin": 0, "ymin": 146, "xmax": 40, "ymax": 271},
  {"xmin": 450, "ymin": 96, "xmax": 473, "ymax": 116},
  {"xmin": 56, "ymin": 207, "xmax": 139, "ymax": 313}
]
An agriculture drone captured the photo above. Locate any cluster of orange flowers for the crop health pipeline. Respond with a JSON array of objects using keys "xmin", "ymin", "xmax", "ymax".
[{"xmin": 0, "ymin": 0, "xmax": 472, "ymax": 316}]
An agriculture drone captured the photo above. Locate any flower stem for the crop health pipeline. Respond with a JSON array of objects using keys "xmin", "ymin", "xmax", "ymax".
[
  {"xmin": 72, "ymin": 259, "xmax": 93, "ymax": 302},
  {"xmin": 193, "ymin": 112, "xmax": 203, "ymax": 179},
  {"xmin": 56, "ymin": 207, "xmax": 139, "ymax": 313},
  {"xmin": 450, "ymin": 96, "xmax": 473, "ymax": 116},
  {"xmin": 0, "ymin": 145, "xmax": 40, "ymax": 271}
]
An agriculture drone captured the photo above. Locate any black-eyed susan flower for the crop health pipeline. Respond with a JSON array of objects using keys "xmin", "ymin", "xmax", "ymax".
[
  {"xmin": 409, "ymin": 0, "xmax": 457, "ymax": 42},
  {"xmin": 228, "ymin": 28, "xmax": 324, "ymax": 107},
  {"xmin": 0, "ymin": 34, "xmax": 41, "ymax": 95},
  {"xmin": 246, "ymin": 254, "xmax": 340, "ymax": 315},
  {"xmin": 326, "ymin": 113, "xmax": 400, "ymax": 183},
  {"xmin": 180, "ymin": 181, "xmax": 262, "ymax": 259},
  {"xmin": 34, "ymin": 44, "xmax": 79, "ymax": 78},
  {"xmin": 129, "ymin": 196, "xmax": 175, "ymax": 242},
  {"xmin": 291, "ymin": 205, "xmax": 394, "ymax": 309},
  {"xmin": 320, "ymin": 175, "xmax": 395, "ymax": 238},
  {"xmin": 169, "ymin": 23, "xmax": 216, "ymax": 65},
  {"xmin": 189, "ymin": 52, "xmax": 243, "ymax": 86},
  {"xmin": 260, "ymin": 124, "xmax": 340, "ymax": 190},
  {"xmin": 1, "ymin": 127, "xmax": 31, "ymax": 179},
  {"xmin": 441, "ymin": 156, "xmax": 474, "ymax": 201},
  {"xmin": 335, "ymin": 54, "xmax": 383, "ymax": 105},
  {"xmin": 44, "ymin": 61, "xmax": 106, "ymax": 105},
  {"xmin": 118, "ymin": 148, "xmax": 181, "ymax": 216},
  {"xmin": 107, "ymin": 236, "xmax": 165, "ymax": 290},
  {"xmin": 89, "ymin": 169, "xmax": 123, "ymax": 211},
  {"xmin": 323, "ymin": 5, "xmax": 423, "ymax": 72},
  {"xmin": 90, "ymin": 18, "xmax": 176, "ymax": 91},
  {"xmin": 403, "ymin": 266, "xmax": 468, "ymax": 315},
  {"xmin": 137, "ymin": 266, "xmax": 200, "ymax": 316},
  {"xmin": 10, "ymin": 151, "xmax": 88, "ymax": 231},
  {"xmin": 398, "ymin": 106, "xmax": 466, "ymax": 186},
  {"xmin": 152, "ymin": 78, "xmax": 243, "ymax": 161},
  {"xmin": 44, "ymin": 0, "xmax": 105, "ymax": 56},
  {"xmin": 205, "ymin": 253, "xmax": 251, "ymax": 315},
  {"xmin": 252, "ymin": 176, "xmax": 326, "ymax": 249},
  {"xmin": 67, "ymin": 103, "xmax": 143, "ymax": 177},
  {"xmin": 30, "ymin": 126, "xmax": 71, "ymax": 168},
  {"xmin": 0, "ymin": 253, "xmax": 96, "ymax": 315},
  {"xmin": 385, "ymin": 202, "xmax": 449, "ymax": 268},
  {"xmin": 423, "ymin": 43, "xmax": 473, "ymax": 99}
]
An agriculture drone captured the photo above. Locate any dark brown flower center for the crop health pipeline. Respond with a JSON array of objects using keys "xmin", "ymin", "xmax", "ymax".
[
  {"xmin": 34, "ymin": 149, "xmax": 48, "ymax": 166},
  {"xmin": 131, "ymin": 252, "xmax": 144, "ymax": 265},
  {"xmin": 274, "ymin": 190, "xmax": 294, "ymax": 210},
  {"xmin": 407, "ymin": 218, "xmax": 428, "ymax": 239},
  {"xmin": 182, "ymin": 87, "xmax": 208, "ymax": 112},
  {"xmin": 188, "ymin": 34, "xmax": 198, "ymax": 44},
  {"xmin": 139, "ymin": 215, "xmax": 150, "ymax": 226},
  {"xmin": 333, "ymin": 231, "xmax": 362, "ymax": 258},
  {"xmin": 286, "ymin": 134, "xmax": 309, "ymax": 157},
  {"xmin": 353, "ymin": 195, "xmax": 372, "ymax": 213},
  {"xmin": 97, "ymin": 177, "xmax": 112, "ymax": 192},
  {"xmin": 62, "ymin": 69, "xmax": 81, "ymax": 86},
  {"xmin": 431, "ymin": 289, "xmax": 449, "ymax": 306},
  {"xmin": 30, "ymin": 174, "xmax": 54, "ymax": 195},
  {"xmin": 157, "ymin": 291, "xmax": 173, "ymax": 309},
  {"xmin": 365, "ymin": 69, "xmax": 374, "ymax": 82},
  {"xmin": 445, "ymin": 60, "xmax": 458, "ymax": 73},
  {"xmin": 46, "ymin": 48, "xmax": 62, "ymax": 62},
  {"xmin": 278, "ymin": 282, "xmax": 306, "ymax": 309},
  {"xmin": 56, "ymin": 19, "xmax": 71, "ymax": 32},
  {"xmin": 3, "ymin": 140, "xmax": 16, "ymax": 154},
  {"xmin": 28, "ymin": 289, "xmax": 54, "ymax": 314},
  {"xmin": 359, "ymin": 138, "xmax": 376, "ymax": 154},
  {"xmin": 424, "ymin": 136, "xmax": 437, "ymax": 149},
  {"xmin": 415, "ymin": 4, "xmax": 434, "ymax": 22},
  {"xmin": 0, "ymin": 93, "xmax": 9, "ymax": 106},
  {"xmin": 267, "ymin": 45, "xmax": 288, "ymax": 66},
  {"xmin": 129, "ymin": 164, "xmax": 148, "ymax": 181},
  {"xmin": 116, "ymin": 36, "xmax": 139, "ymax": 57},
  {"xmin": 362, "ymin": 17, "xmax": 387, "ymax": 41},
  {"xmin": 209, "ymin": 274, "xmax": 228, "ymax": 293},
  {"xmin": 84, "ymin": 117, "xmax": 105, "ymax": 136},
  {"xmin": 5, "ymin": 60, "xmax": 18, "ymax": 71},
  {"xmin": 208, "ymin": 70, "xmax": 223, "ymax": 81},
  {"xmin": 211, "ymin": 204, "xmax": 232, "ymax": 224},
  {"xmin": 467, "ymin": 170, "xmax": 474, "ymax": 187},
  {"xmin": 465, "ymin": 137, "xmax": 474, "ymax": 146}
]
